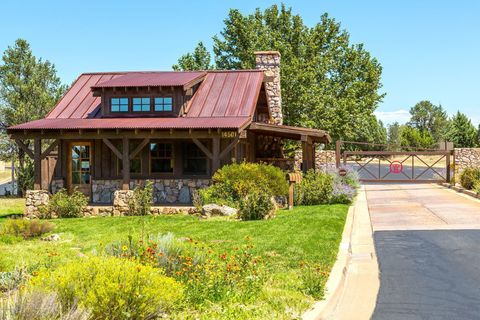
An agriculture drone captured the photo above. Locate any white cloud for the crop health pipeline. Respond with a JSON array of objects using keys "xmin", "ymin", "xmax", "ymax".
[{"xmin": 374, "ymin": 109, "xmax": 410, "ymax": 125}]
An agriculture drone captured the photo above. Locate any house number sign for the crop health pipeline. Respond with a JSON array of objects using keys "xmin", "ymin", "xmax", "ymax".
[{"xmin": 221, "ymin": 131, "xmax": 237, "ymax": 138}]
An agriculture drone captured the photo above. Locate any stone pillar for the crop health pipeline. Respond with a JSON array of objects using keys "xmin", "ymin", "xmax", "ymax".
[
  {"xmin": 113, "ymin": 189, "xmax": 134, "ymax": 216},
  {"xmin": 254, "ymin": 51, "xmax": 283, "ymax": 125},
  {"xmin": 25, "ymin": 190, "xmax": 49, "ymax": 218}
]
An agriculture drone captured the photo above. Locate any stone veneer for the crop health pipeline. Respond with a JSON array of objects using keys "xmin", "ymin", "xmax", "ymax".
[
  {"xmin": 294, "ymin": 150, "xmax": 337, "ymax": 171},
  {"xmin": 25, "ymin": 190, "xmax": 49, "ymax": 218},
  {"xmin": 454, "ymin": 148, "xmax": 480, "ymax": 175},
  {"xmin": 92, "ymin": 179, "xmax": 211, "ymax": 204},
  {"xmin": 255, "ymin": 51, "xmax": 283, "ymax": 125}
]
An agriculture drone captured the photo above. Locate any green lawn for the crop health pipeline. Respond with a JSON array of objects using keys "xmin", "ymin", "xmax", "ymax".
[
  {"xmin": 0, "ymin": 197, "xmax": 24, "ymax": 217},
  {"xmin": 0, "ymin": 200, "xmax": 348, "ymax": 318}
]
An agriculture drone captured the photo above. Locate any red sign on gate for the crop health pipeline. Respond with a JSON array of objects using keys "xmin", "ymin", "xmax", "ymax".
[{"xmin": 390, "ymin": 161, "xmax": 403, "ymax": 174}]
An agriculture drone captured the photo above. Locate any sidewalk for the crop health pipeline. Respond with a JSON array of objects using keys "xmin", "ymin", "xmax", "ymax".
[{"xmin": 303, "ymin": 186, "xmax": 379, "ymax": 320}]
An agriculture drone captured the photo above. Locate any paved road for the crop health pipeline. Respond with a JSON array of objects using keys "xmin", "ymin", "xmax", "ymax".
[{"xmin": 366, "ymin": 184, "xmax": 480, "ymax": 320}]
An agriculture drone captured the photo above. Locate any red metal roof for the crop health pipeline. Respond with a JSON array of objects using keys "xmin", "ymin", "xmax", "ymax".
[
  {"xmin": 185, "ymin": 71, "xmax": 264, "ymax": 118},
  {"xmin": 9, "ymin": 70, "xmax": 264, "ymax": 131},
  {"xmin": 91, "ymin": 71, "xmax": 206, "ymax": 89},
  {"xmin": 8, "ymin": 117, "xmax": 250, "ymax": 130}
]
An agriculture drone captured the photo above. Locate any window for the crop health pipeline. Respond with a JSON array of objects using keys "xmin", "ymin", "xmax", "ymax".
[
  {"xmin": 118, "ymin": 141, "xmax": 142, "ymax": 174},
  {"xmin": 111, "ymin": 98, "xmax": 129, "ymax": 112},
  {"xmin": 154, "ymin": 97, "xmax": 173, "ymax": 112},
  {"xmin": 133, "ymin": 97, "xmax": 151, "ymax": 112},
  {"xmin": 183, "ymin": 142, "xmax": 207, "ymax": 175},
  {"xmin": 150, "ymin": 143, "xmax": 173, "ymax": 173}
]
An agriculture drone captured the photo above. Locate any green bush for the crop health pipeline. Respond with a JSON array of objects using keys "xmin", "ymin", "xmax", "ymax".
[
  {"xmin": 295, "ymin": 170, "xmax": 334, "ymax": 205},
  {"xmin": 29, "ymin": 256, "xmax": 183, "ymax": 319},
  {"xmin": 15, "ymin": 160, "xmax": 34, "ymax": 197},
  {"xmin": 1, "ymin": 219, "xmax": 54, "ymax": 239},
  {"xmin": 41, "ymin": 188, "xmax": 88, "ymax": 218},
  {"xmin": 199, "ymin": 162, "xmax": 287, "ymax": 219},
  {"xmin": 128, "ymin": 181, "xmax": 153, "ymax": 216},
  {"xmin": 459, "ymin": 167, "xmax": 480, "ymax": 190},
  {"xmin": 238, "ymin": 187, "xmax": 275, "ymax": 220}
]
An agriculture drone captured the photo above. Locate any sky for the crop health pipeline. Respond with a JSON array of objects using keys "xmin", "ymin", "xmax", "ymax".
[{"xmin": 1, "ymin": 0, "xmax": 479, "ymax": 126}]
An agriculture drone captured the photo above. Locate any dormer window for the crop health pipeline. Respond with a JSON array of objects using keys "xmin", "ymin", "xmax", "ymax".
[
  {"xmin": 133, "ymin": 97, "xmax": 151, "ymax": 112},
  {"xmin": 154, "ymin": 97, "xmax": 173, "ymax": 112},
  {"xmin": 111, "ymin": 98, "xmax": 129, "ymax": 112}
]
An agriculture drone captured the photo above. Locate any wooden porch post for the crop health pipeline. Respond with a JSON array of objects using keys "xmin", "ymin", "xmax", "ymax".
[
  {"xmin": 301, "ymin": 135, "xmax": 313, "ymax": 173},
  {"xmin": 212, "ymin": 137, "xmax": 220, "ymax": 173},
  {"xmin": 33, "ymin": 138, "xmax": 42, "ymax": 190},
  {"xmin": 122, "ymin": 137, "xmax": 130, "ymax": 190}
]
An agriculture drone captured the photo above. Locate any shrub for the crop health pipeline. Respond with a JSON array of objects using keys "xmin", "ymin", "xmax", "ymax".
[
  {"xmin": 0, "ymin": 266, "xmax": 31, "ymax": 292},
  {"xmin": 460, "ymin": 167, "xmax": 480, "ymax": 190},
  {"xmin": 0, "ymin": 290, "xmax": 90, "ymax": 320},
  {"xmin": 105, "ymin": 234, "xmax": 264, "ymax": 305},
  {"xmin": 295, "ymin": 170, "xmax": 334, "ymax": 205},
  {"xmin": 199, "ymin": 162, "xmax": 287, "ymax": 219},
  {"xmin": 1, "ymin": 219, "xmax": 54, "ymax": 239},
  {"xmin": 29, "ymin": 256, "xmax": 183, "ymax": 319},
  {"xmin": 238, "ymin": 187, "xmax": 276, "ymax": 220},
  {"xmin": 105, "ymin": 233, "xmax": 203, "ymax": 276},
  {"xmin": 127, "ymin": 181, "xmax": 153, "ymax": 216},
  {"xmin": 41, "ymin": 188, "xmax": 88, "ymax": 218},
  {"xmin": 15, "ymin": 160, "xmax": 34, "ymax": 197}
]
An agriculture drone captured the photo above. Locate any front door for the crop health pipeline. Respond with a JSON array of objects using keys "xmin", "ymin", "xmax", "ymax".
[{"xmin": 67, "ymin": 142, "xmax": 92, "ymax": 196}]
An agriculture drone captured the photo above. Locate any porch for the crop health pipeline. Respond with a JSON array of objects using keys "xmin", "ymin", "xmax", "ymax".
[{"xmin": 9, "ymin": 123, "xmax": 330, "ymax": 205}]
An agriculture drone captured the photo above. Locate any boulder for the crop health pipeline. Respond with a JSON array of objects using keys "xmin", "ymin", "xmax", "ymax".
[
  {"xmin": 202, "ymin": 204, "xmax": 238, "ymax": 217},
  {"xmin": 41, "ymin": 234, "xmax": 60, "ymax": 242}
]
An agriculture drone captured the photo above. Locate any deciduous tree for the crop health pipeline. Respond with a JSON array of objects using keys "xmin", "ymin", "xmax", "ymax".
[
  {"xmin": 408, "ymin": 100, "xmax": 448, "ymax": 142},
  {"xmin": 174, "ymin": 4, "xmax": 385, "ymax": 143}
]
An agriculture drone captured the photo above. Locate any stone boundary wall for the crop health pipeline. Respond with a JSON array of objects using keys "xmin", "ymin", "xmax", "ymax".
[
  {"xmin": 295, "ymin": 150, "xmax": 337, "ymax": 171},
  {"xmin": 92, "ymin": 178, "xmax": 211, "ymax": 204},
  {"xmin": 454, "ymin": 148, "xmax": 480, "ymax": 175}
]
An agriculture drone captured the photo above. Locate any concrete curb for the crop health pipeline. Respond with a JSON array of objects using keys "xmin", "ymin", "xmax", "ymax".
[
  {"xmin": 439, "ymin": 182, "xmax": 480, "ymax": 199},
  {"xmin": 302, "ymin": 186, "xmax": 379, "ymax": 320}
]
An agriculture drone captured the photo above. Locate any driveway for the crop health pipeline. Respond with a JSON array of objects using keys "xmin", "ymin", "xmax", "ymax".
[{"xmin": 366, "ymin": 183, "xmax": 480, "ymax": 320}]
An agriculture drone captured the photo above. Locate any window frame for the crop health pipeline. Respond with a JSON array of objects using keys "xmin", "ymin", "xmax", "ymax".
[
  {"xmin": 149, "ymin": 142, "xmax": 174, "ymax": 174},
  {"xmin": 132, "ymin": 97, "xmax": 151, "ymax": 112},
  {"xmin": 182, "ymin": 141, "xmax": 208, "ymax": 176},
  {"xmin": 154, "ymin": 96, "xmax": 174, "ymax": 112},
  {"xmin": 110, "ymin": 97, "xmax": 129, "ymax": 113}
]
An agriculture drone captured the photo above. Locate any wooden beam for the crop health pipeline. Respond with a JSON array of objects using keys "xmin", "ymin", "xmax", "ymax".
[
  {"xmin": 122, "ymin": 137, "xmax": 130, "ymax": 190},
  {"xmin": 129, "ymin": 138, "xmax": 149, "ymax": 160},
  {"xmin": 102, "ymin": 138, "xmax": 122, "ymax": 159},
  {"xmin": 9, "ymin": 130, "xmax": 225, "ymax": 140},
  {"xmin": 212, "ymin": 137, "xmax": 221, "ymax": 172},
  {"xmin": 14, "ymin": 139, "xmax": 34, "ymax": 159},
  {"xmin": 34, "ymin": 138, "xmax": 41, "ymax": 190},
  {"xmin": 40, "ymin": 139, "xmax": 59, "ymax": 159},
  {"xmin": 219, "ymin": 137, "xmax": 240, "ymax": 159},
  {"xmin": 192, "ymin": 138, "xmax": 213, "ymax": 159}
]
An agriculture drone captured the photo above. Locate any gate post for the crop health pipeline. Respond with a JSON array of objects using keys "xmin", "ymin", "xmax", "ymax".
[
  {"xmin": 335, "ymin": 140, "xmax": 342, "ymax": 168},
  {"xmin": 446, "ymin": 151, "xmax": 451, "ymax": 183}
]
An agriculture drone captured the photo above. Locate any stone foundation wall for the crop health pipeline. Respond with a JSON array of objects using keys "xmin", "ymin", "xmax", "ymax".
[
  {"xmin": 295, "ymin": 150, "xmax": 337, "ymax": 171},
  {"xmin": 92, "ymin": 179, "xmax": 211, "ymax": 204},
  {"xmin": 454, "ymin": 148, "xmax": 480, "ymax": 175},
  {"xmin": 25, "ymin": 190, "xmax": 49, "ymax": 218}
]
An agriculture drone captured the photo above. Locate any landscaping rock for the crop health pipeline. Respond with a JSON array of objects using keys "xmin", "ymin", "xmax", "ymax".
[
  {"xmin": 41, "ymin": 234, "xmax": 60, "ymax": 241},
  {"xmin": 202, "ymin": 204, "xmax": 238, "ymax": 217}
]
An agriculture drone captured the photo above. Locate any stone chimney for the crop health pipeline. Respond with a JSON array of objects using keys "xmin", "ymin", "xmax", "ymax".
[{"xmin": 254, "ymin": 51, "xmax": 283, "ymax": 125}]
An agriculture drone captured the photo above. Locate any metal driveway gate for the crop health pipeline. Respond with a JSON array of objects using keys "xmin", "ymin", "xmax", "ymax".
[{"xmin": 335, "ymin": 141, "xmax": 453, "ymax": 183}]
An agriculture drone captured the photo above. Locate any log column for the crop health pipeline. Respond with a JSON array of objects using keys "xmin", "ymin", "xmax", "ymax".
[
  {"xmin": 122, "ymin": 137, "xmax": 130, "ymax": 190},
  {"xmin": 33, "ymin": 138, "xmax": 42, "ymax": 190},
  {"xmin": 212, "ymin": 137, "xmax": 221, "ymax": 173},
  {"xmin": 301, "ymin": 135, "xmax": 314, "ymax": 173}
]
